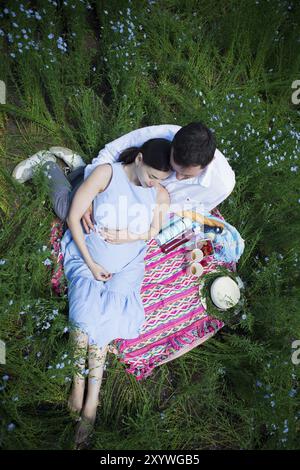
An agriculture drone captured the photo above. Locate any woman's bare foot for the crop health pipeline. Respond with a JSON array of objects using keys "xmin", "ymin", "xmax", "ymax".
[
  {"xmin": 75, "ymin": 411, "xmax": 96, "ymax": 450},
  {"xmin": 74, "ymin": 404, "xmax": 97, "ymax": 449},
  {"xmin": 74, "ymin": 417, "xmax": 94, "ymax": 450}
]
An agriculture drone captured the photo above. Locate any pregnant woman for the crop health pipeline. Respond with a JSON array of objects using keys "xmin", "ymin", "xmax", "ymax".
[{"xmin": 60, "ymin": 138, "xmax": 171, "ymax": 448}]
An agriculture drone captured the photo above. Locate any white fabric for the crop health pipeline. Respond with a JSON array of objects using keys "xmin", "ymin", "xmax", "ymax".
[{"xmin": 86, "ymin": 124, "xmax": 236, "ymax": 212}]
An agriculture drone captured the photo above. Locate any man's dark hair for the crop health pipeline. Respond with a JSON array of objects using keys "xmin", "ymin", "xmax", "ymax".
[{"xmin": 172, "ymin": 122, "xmax": 216, "ymax": 168}]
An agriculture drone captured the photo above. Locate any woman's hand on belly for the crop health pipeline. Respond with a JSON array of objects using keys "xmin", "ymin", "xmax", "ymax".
[
  {"xmin": 89, "ymin": 261, "xmax": 112, "ymax": 281},
  {"xmin": 99, "ymin": 227, "xmax": 140, "ymax": 244}
]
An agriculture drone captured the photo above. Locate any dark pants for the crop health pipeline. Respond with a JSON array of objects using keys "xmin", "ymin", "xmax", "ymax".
[{"xmin": 42, "ymin": 161, "xmax": 85, "ymax": 230}]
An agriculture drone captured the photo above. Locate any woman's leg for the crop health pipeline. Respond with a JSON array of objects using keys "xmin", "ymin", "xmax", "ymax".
[
  {"xmin": 68, "ymin": 329, "xmax": 89, "ymax": 415},
  {"xmin": 74, "ymin": 343, "xmax": 108, "ymax": 447},
  {"xmin": 82, "ymin": 343, "xmax": 108, "ymax": 422}
]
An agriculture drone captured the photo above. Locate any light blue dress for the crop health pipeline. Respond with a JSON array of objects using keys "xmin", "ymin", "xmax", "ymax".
[{"xmin": 61, "ymin": 162, "xmax": 157, "ymax": 351}]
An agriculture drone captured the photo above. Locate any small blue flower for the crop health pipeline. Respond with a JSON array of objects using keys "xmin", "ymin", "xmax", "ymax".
[
  {"xmin": 7, "ymin": 423, "xmax": 16, "ymax": 431},
  {"xmin": 48, "ymin": 33, "xmax": 54, "ymax": 39}
]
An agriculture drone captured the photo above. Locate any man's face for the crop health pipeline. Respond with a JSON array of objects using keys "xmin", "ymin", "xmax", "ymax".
[{"xmin": 170, "ymin": 148, "xmax": 205, "ymax": 180}]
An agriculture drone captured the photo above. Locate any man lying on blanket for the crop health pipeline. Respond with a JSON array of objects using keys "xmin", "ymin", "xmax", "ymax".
[{"xmin": 12, "ymin": 121, "xmax": 236, "ymax": 233}]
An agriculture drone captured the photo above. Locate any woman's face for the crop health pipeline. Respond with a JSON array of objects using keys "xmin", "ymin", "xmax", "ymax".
[{"xmin": 135, "ymin": 153, "xmax": 172, "ymax": 188}]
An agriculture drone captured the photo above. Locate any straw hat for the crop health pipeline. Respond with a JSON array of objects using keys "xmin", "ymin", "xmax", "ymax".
[{"xmin": 210, "ymin": 276, "xmax": 241, "ymax": 310}]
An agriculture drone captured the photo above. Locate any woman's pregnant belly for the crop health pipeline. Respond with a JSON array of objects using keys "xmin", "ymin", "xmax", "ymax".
[{"xmin": 65, "ymin": 230, "xmax": 146, "ymax": 274}]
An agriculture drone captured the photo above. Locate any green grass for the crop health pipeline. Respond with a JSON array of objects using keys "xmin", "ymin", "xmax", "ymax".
[{"xmin": 0, "ymin": 0, "xmax": 300, "ymax": 450}]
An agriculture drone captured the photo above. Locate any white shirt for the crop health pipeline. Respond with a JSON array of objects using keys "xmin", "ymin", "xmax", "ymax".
[{"xmin": 85, "ymin": 124, "xmax": 235, "ymax": 213}]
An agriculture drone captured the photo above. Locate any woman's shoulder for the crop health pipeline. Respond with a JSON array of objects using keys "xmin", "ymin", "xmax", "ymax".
[
  {"xmin": 87, "ymin": 163, "xmax": 113, "ymax": 192},
  {"xmin": 92, "ymin": 163, "xmax": 113, "ymax": 179},
  {"xmin": 93, "ymin": 162, "xmax": 113, "ymax": 173},
  {"xmin": 156, "ymin": 184, "xmax": 170, "ymax": 204},
  {"xmin": 86, "ymin": 162, "xmax": 113, "ymax": 178}
]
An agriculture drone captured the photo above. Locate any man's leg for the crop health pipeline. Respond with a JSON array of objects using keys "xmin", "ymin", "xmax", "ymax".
[
  {"xmin": 67, "ymin": 166, "xmax": 86, "ymax": 184},
  {"xmin": 43, "ymin": 161, "xmax": 85, "ymax": 222}
]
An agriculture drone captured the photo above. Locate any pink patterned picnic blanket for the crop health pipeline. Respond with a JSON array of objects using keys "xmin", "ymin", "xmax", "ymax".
[{"xmin": 49, "ymin": 208, "xmax": 236, "ymax": 380}]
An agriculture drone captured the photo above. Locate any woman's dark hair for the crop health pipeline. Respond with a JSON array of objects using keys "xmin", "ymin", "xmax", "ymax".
[
  {"xmin": 172, "ymin": 122, "xmax": 216, "ymax": 168},
  {"xmin": 118, "ymin": 138, "xmax": 171, "ymax": 172}
]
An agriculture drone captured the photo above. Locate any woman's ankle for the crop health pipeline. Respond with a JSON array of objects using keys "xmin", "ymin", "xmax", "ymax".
[{"xmin": 82, "ymin": 400, "xmax": 99, "ymax": 422}]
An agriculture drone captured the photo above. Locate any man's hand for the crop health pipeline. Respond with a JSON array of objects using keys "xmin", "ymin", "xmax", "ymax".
[
  {"xmin": 82, "ymin": 204, "xmax": 95, "ymax": 234},
  {"xmin": 99, "ymin": 227, "xmax": 139, "ymax": 244},
  {"xmin": 89, "ymin": 261, "xmax": 112, "ymax": 281}
]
